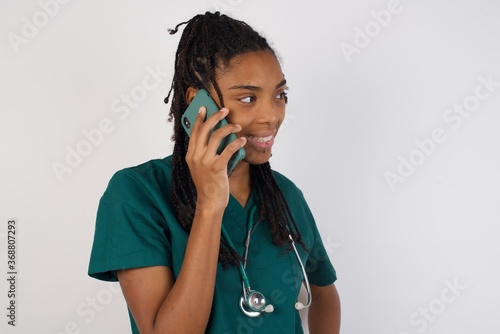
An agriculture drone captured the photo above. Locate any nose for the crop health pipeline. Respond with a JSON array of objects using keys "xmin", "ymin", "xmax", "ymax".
[{"xmin": 257, "ymin": 98, "xmax": 282, "ymax": 126}]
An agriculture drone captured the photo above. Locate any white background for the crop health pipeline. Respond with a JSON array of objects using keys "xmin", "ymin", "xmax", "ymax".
[{"xmin": 1, "ymin": 0, "xmax": 499, "ymax": 333}]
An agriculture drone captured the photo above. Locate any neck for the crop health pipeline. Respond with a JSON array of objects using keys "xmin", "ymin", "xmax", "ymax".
[{"xmin": 229, "ymin": 162, "xmax": 252, "ymax": 207}]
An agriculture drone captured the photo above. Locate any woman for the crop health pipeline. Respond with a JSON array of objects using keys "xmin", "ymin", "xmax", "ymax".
[{"xmin": 88, "ymin": 11, "xmax": 340, "ymax": 333}]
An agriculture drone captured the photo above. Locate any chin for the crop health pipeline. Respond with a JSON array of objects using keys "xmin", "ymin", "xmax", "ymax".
[{"xmin": 244, "ymin": 150, "xmax": 272, "ymax": 166}]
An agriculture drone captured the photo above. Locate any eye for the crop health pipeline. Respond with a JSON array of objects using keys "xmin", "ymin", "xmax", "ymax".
[
  {"xmin": 276, "ymin": 91, "xmax": 288, "ymax": 103},
  {"xmin": 240, "ymin": 96, "xmax": 255, "ymax": 103}
]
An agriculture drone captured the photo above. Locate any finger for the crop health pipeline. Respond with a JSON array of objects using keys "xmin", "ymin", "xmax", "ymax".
[
  {"xmin": 192, "ymin": 107, "xmax": 229, "ymax": 143},
  {"xmin": 205, "ymin": 135, "xmax": 246, "ymax": 174},
  {"xmin": 206, "ymin": 123, "xmax": 243, "ymax": 156},
  {"xmin": 186, "ymin": 105, "xmax": 209, "ymax": 158},
  {"xmin": 190, "ymin": 107, "xmax": 229, "ymax": 153},
  {"xmin": 188, "ymin": 105, "xmax": 207, "ymax": 142},
  {"xmin": 218, "ymin": 136, "xmax": 247, "ymax": 163}
]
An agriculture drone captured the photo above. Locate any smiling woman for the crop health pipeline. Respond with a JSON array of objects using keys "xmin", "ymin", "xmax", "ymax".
[
  {"xmin": 189, "ymin": 50, "xmax": 286, "ymax": 166},
  {"xmin": 88, "ymin": 11, "xmax": 340, "ymax": 334}
]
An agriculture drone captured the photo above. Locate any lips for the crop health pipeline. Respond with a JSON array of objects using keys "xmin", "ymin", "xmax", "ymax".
[
  {"xmin": 245, "ymin": 133, "xmax": 275, "ymax": 150},
  {"xmin": 249, "ymin": 135, "xmax": 273, "ymax": 143}
]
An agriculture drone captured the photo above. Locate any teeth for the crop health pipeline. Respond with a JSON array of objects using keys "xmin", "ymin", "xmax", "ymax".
[{"xmin": 251, "ymin": 135, "xmax": 273, "ymax": 143}]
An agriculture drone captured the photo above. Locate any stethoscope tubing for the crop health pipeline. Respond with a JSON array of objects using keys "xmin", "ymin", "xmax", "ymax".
[
  {"xmin": 289, "ymin": 234, "xmax": 312, "ymax": 309},
  {"xmin": 220, "ymin": 205, "xmax": 312, "ymax": 316}
]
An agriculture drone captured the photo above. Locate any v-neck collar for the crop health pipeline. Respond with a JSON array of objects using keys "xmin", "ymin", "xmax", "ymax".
[{"xmin": 223, "ymin": 192, "xmax": 257, "ymax": 236}]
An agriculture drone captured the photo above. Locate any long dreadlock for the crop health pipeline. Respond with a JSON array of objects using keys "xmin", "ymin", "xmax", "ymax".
[{"xmin": 164, "ymin": 11, "xmax": 308, "ymax": 266}]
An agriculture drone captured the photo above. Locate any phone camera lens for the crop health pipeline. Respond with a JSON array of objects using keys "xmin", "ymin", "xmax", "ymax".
[{"xmin": 183, "ymin": 117, "xmax": 191, "ymax": 129}]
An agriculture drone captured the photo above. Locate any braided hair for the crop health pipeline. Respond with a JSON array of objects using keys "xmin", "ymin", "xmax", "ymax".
[{"xmin": 165, "ymin": 12, "xmax": 308, "ymax": 266}]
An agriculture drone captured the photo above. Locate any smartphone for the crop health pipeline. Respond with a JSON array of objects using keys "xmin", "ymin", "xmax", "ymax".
[{"xmin": 182, "ymin": 89, "xmax": 245, "ymax": 175}]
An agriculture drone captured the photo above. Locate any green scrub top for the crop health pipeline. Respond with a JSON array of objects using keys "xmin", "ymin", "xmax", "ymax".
[{"xmin": 88, "ymin": 156, "xmax": 336, "ymax": 333}]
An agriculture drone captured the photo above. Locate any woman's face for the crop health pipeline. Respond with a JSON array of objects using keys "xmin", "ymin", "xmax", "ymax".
[{"xmin": 212, "ymin": 50, "xmax": 287, "ymax": 166}]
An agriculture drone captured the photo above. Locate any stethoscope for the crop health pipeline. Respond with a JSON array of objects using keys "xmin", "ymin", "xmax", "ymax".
[{"xmin": 220, "ymin": 205, "xmax": 312, "ymax": 317}]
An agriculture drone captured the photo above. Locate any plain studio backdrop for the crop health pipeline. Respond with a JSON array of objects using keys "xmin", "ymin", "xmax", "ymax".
[{"xmin": 1, "ymin": 0, "xmax": 499, "ymax": 333}]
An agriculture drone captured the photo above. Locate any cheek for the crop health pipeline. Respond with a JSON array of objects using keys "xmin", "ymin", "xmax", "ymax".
[
  {"xmin": 226, "ymin": 111, "xmax": 252, "ymax": 133},
  {"xmin": 277, "ymin": 106, "xmax": 286, "ymax": 125}
]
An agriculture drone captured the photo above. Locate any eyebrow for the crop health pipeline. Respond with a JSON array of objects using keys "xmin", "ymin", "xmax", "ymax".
[{"xmin": 229, "ymin": 79, "xmax": 287, "ymax": 91}]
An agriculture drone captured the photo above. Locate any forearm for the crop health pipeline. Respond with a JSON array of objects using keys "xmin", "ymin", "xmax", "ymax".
[
  {"xmin": 308, "ymin": 284, "xmax": 341, "ymax": 334},
  {"xmin": 119, "ymin": 208, "xmax": 224, "ymax": 334},
  {"xmin": 154, "ymin": 209, "xmax": 223, "ymax": 333}
]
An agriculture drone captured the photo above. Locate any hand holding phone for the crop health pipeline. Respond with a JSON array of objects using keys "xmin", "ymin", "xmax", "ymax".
[{"xmin": 182, "ymin": 89, "xmax": 245, "ymax": 175}]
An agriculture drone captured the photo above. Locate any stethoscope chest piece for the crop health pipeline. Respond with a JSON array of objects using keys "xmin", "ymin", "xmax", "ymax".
[
  {"xmin": 239, "ymin": 291, "xmax": 266, "ymax": 317},
  {"xmin": 222, "ymin": 205, "xmax": 309, "ymax": 317}
]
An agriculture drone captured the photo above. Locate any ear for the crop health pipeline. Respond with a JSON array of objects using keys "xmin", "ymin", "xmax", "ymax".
[{"xmin": 185, "ymin": 87, "xmax": 199, "ymax": 105}]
